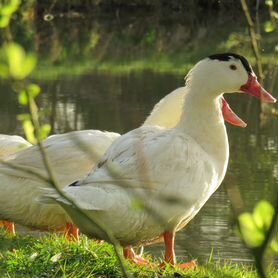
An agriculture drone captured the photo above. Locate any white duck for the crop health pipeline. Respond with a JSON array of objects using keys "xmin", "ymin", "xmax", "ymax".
[
  {"xmin": 0, "ymin": 87, "xmax": 245, "ymax": 239},
  {"xmin": 45, "ymin": 53, "xmax": 276, "ymax": 267},
  {"xmin": 0, "ymin": 135, "xmax": 31, "ymax": 234},
  {"xmin": 0, "ymin": 135, "xmax": 31, "ymax": 160}
]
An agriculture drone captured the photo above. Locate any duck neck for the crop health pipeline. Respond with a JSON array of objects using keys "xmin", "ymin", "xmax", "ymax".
[{"xmin": 176, "ymin": 86, "xmax": 229, "ymax": 181}]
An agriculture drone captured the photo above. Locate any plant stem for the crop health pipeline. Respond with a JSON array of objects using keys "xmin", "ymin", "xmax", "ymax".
[
  {"xmin": 257, "ymin": 190, "xmax": 278, "ymax": 274},
  {"xmin": 25, "ymin": 91, "xmax": 130, "ymax": 278},
  {"xmin": 240, "ymin": 0, "xmax": 264, "ymax": 82}
]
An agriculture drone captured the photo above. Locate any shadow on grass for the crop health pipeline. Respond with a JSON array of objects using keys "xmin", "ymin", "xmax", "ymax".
[{"xmin": 0, "ymin": 232, "xmax": 33, "ymax": 252}]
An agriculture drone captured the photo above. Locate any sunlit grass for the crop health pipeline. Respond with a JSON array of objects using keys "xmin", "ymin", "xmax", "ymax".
[
  {"xmin": 33, "ymin": 58, "xmax": 193, "ymax": 80},
  {"xmin": 32, "ymin": 48, "xmax": 277, "ymax": 80},
  {"xmin": 1, "ymin": 231, "xmax": 277, "ymax": 277}
]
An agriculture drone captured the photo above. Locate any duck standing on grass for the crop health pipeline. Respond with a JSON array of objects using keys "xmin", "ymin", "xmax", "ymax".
[
  {"xmin": 44, "ymin": 53, "xmax": 276, "ymax": 268},
  {"xmin": 0, "ymin": 79, "xmax": 245, "ymax": 239}
]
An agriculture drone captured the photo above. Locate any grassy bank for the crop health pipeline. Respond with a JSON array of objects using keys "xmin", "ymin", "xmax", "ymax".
[{"xmin": 0, "ymin": 231, "xmax": 277, "ymax": 278}]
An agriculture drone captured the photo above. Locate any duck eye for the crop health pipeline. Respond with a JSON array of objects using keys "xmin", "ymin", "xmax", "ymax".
[{"xmin": 230, "ymin": 64, "xmax": 237, "ymax": 70}]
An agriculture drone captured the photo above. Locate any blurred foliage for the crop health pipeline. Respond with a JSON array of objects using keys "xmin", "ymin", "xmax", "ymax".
[
  {"xmin": 264, "ymin": 0, "xmax": 278, "ymax": 32},
  {"xmin": 0, "ymin": 0, "xmax": 20, "ymax": 29},
  {"xmin": 31, "ymin": 0, "xmax": 278, "ymax": 15},
  {"xmin": 16, "ymin": 82, "xmax": 51, "ymax": 144},
  {"xmin": 0, "ymin": 43, "xmax": 36, "ymax": 79},
  {"xmin": 238, "ymin": 201, "xmax": 277, "ymax": 251},
  {"xmin": 0, "ymin": 42, "xmax": 50, "ymax": 143}
]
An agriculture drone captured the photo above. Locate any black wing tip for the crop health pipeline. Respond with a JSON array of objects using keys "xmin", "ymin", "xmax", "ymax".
[
  {"xmin": 69, "ymin": 181, "xmax": 80, "ymax": 187},
  {"xmin": 208, "ymin": 53, "xmax": 253, "ymax": 74}
]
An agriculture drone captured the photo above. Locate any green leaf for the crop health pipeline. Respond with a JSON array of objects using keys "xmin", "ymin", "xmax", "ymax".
[
  {"xmin": 18, "ymin": 90, "xmax": 28, "ymax": 105},
  {"xmin": 39, "ymin": 124, "xmax": 51, "ymax": 140},
  {"xmin": 5, "ymin": 43, "xmax": 25, "ymax": 79},
  {"xmin": 17, "ymin": 113, "xmax": 31, "ymax": 121},
  {"xmin": 0, "ymin": 16, "xmax": 10, "ymax": 28},
  {"xmin": 0, "ymin": 64, "xmax": 9, "ymax": 78},
  {"xmin": 265, "ymin": 0, "xmax": 273, "ymax": 6},
  {"xmin": 21, "ymin": 54, "xmax": 37, "ymax": 79},
  {"xmin": 272, "ymin": 11, "xmax": 278, "ymax": 19},
  {"xmin": 0, "ymin": 0, "xmax": 20, "ymax": 15},
  {"xmin": 239, "ymin": 213, "xmax": 256, "ymax": 230},
  {"xmin": 270, "ymin": 239, "xmax": 278, "ymax": 253},
  {"xmin": 0, "ymin": 0, "xmax": 20, "ymax": 28},
  {"xmin": 27, "ymin": 83, "xmax": 41, "ymax": 98},
  {"xmin": 238, "ymin": 213, "xmax": 265, "ymax": 247},
  {"xmin": 22, "ymin": 120, "xmax": 36, "ymax": 144},
  {"xmin": 5, "ymin": 43, "xmax": 37, "ymax": 80},
  {"xmin": 264, "ymin": 21, "xmax": 275, "ymax": 33},
  {"xmin": 253, "ymin": 200, "xmax": 274, "ymax": 232},
  {"xmin": 17, "ymin": 114, "xmax": 36, "ymax": 144}
]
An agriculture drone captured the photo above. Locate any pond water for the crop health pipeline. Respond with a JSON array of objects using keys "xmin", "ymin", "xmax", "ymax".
[{"xmin": 0, "ymin": 10, "xmax": 277, "ymax": 264}]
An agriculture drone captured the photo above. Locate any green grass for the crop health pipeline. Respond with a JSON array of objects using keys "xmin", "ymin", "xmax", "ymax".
[
  {"xmin": 1, "ymin": 231, "xmax": 277, "ymax": 277},
  {"xmin": 31, "ymin": 28, "xmax": 278, "ymax": 80},
  {"xmin": 33, "ymin": 57, "xmax": 194, "ymax": 80}
]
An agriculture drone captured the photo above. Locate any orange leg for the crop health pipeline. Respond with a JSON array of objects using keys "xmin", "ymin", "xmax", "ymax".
[
  {"xmin": 64, "ymin": 222, "xmax": 79, "ymax": 241},
  {"xmin": 0, "ymin": 221, "xmax": 15, "ymax": 236},
  {"xmin": 161, "ymin": 231, "xmax": 197, "ymax": 269},
  {"xmin": 123, "ymin": 246, "xmax": 149, "ymax": 266}
]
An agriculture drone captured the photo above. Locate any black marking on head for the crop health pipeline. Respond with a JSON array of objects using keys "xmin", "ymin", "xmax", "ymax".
[
  {"xmin": 208, "ymin": 53, "xmax": 253, "ymax": 74},
  {"xmin": 69, "ymin": 181, "xmax": 80, "ymax": 187}
]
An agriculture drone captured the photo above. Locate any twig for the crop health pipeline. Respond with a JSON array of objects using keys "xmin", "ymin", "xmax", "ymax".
[
  {"xmin": 257, "ymin": 191, "xmax": 278, "ymax": 271},
  {"xmin": 240, "ymin": 0, "xmax": 264, "ymax": 82},
  {"xmin": 25, "ymin": 93, "xmax": 130, "ymax": 278},
  {"xmin": 226, "ymin": 179, "xmax": 266, "ymax": 277}
]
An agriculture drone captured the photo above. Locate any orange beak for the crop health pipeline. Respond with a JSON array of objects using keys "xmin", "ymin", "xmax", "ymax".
[
  {"xmin": 240, "ymin": 74, "xmax": 277, "ymax": 103},
  {"xmin": 221, "ymin": 97, "xmax": 247, "ymax": 128}
]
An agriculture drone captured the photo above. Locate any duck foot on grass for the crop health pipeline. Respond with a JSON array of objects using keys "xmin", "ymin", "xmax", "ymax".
[
  {"xmin": 160, "ymin": 231, "xmax": 197, "ymax": 270},
  {"xmin": 123, "ymin": 246, "xmax": 149, "ymax": 266},
  {"xmin": 64, "ymin": 222, "xmax": 79, "ymax": 241},
  {"xmin": 0, "ymin": 221, "xmax": 15, "ymax": 236},
  {"xmin": 160, "ymin": 260, "xmax": 197, "ymax": 270}
]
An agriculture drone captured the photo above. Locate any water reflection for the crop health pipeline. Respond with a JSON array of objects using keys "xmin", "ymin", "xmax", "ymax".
[
  {"xmin": 38, "ymin": 72, "xmax": 180, "ymax": 134},
  {"xmin": 0, "ymin": 70, "xmax": 277, "ymax": 263}
]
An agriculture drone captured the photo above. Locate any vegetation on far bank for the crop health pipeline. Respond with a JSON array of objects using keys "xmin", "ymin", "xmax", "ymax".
[{"xmin": 1, "ymin": 0, "xmax": 277, "ymax": 79}]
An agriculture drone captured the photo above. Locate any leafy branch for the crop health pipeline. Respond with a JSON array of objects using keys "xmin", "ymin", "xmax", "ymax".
[
  {"xmin": 0, "ymin": 4, "xmax": 131, "ymax": 275},
  {"xmin": 227, "ymin": 181, "xmax": 278, "ymax": 278},
  {"xmin": 240, "ymin": 0, "xmax": 264, "ymax": 81}
]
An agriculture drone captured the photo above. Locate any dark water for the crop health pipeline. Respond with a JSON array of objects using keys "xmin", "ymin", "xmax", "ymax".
[{"xmin": 0, "ymin": 10, "xmax": 278, "ymax": 264}]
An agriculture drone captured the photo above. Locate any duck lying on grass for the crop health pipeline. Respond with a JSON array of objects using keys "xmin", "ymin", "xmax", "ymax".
[
  {"xmin": 42, "ymin": 53, "xmax": 276, "ymax": 268},
  {"xmin": 0, "ymin": 75, "xmax": 246, "ymax": 240}
]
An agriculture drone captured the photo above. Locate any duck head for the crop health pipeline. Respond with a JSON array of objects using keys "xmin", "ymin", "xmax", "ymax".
[{"xmin": 186, "ymin": 53, "xmax": 277, "ymax": 103}]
